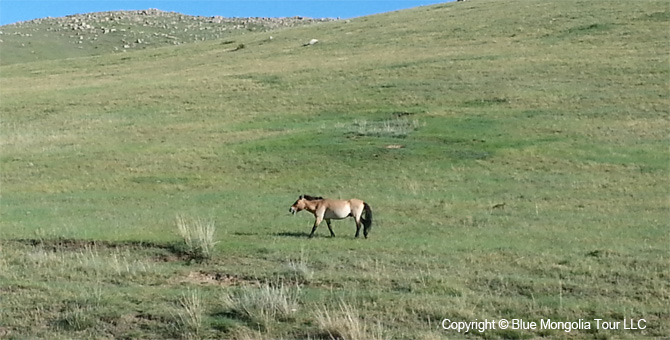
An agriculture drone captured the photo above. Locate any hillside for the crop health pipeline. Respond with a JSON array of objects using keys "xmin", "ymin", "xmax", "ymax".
[
  {"xmin": 0, "ymin": 0, "xmax": 668, "ymax": 339},
  {"xmin": 0, "ymin": 9, "xmax": 333, "ymax": 65}
]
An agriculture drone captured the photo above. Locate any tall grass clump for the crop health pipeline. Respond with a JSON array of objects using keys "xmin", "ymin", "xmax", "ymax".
[
  {"xmin": 57, "ymin": 306, "xmax": 97, "ymax": 332},
  {"xmin": 314, "ymin": 301, "xmax": 389, "ymax": 340},
  {"xmin": 109, "ymin": 251, "xmax": 155, "ymax": 277},
  {"xmin": 284, "ymin": 258, "xmax": 313, "ymax": 283},
  {"xmin": 0, "ymin": 243, "xmax": 6, "ymax": 273},
  {"xmin": 221, "ymin": 283, "xmax": 301, "ymax": 329},
  {"xmin": 230, "ymin": 327, "xmax": 276, "ymax": 340},
  {"xmin": 281, "ymin": 251, "xmax": 314, "ymax": 283},
  {"xmin": 172, "ymin": 288, "xmax": 205, "ymax": 339},
  {"xmin": 176, "ymin": 215, "xmax": 218, "ymax": 262}
]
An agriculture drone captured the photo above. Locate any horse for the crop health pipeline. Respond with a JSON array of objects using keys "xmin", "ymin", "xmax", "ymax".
[{"xmin": 289, "ymin": 194, "xmax": 373, "ymax": 238}]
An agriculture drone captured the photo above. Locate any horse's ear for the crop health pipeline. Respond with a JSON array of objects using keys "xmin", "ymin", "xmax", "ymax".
[{"xmin": 299, "ymin": 195, "xmax": 304, "ymax": 199}]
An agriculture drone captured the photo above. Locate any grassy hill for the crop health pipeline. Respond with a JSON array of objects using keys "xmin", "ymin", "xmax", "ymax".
[{"xmin": 1, "ymin": 0, "xmax": 668, "ymax": 339}]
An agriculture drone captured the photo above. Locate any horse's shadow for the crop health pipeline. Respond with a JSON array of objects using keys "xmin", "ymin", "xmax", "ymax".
[
  {"xmin": 233, "ymin": 231, "xmax": 258, "ymax": 236},
  {"xmin": 272, "ymin": 231, "xmax": 310, "ymax": 238}
]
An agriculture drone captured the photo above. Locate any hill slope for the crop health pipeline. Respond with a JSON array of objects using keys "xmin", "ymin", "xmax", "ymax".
[
  {"xmin": 0, "ymin": 1, "xmax": 668, "ymax": 339},
  {"xmin": 0, "ymin": 9, "xmax": 332, "ymax": 65}
]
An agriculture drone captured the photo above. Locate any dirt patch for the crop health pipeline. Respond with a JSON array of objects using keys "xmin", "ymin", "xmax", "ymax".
[
  {"xmin": 0, "ymin": 326, "xmax": 12, "ymax": 338},
  {"xmin": 385, "ymin": 144, "xmax": 404, "ymax": 149},
  {"xmin": 392, "ymin": 111, "xmax": 415, "ymax": 118},
  {"xmin": 178, "ymin": 271, "xmax": 261, "ymax": 287},
  {"xmin": 152, "ymin": 253, "xmax": 185, "ymax": 263}
]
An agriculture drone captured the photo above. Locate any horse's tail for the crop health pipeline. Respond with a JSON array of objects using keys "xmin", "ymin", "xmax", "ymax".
[{"xmin": 362, "ymin": 202, "xmax": 373, "ymax": 236}]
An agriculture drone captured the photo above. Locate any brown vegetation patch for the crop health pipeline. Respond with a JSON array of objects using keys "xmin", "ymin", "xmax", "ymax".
[
  {"xmin": 178, "ymin": 271, "xmax": 261, "ymax": 287},
  {"xmin": 0, "ymin": 327, "xmax": 12, "ymax": 338}
]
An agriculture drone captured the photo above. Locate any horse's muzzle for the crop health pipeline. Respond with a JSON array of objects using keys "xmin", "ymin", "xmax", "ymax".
[{"xmin": 289, "ymin": 207, "xmax": 296, "ymax": 215}]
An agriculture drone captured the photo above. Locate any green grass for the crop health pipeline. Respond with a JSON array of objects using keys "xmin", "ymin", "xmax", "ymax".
[{"xmin": 1, "ymin": 0, "xmax": 669, "ymax": 339}]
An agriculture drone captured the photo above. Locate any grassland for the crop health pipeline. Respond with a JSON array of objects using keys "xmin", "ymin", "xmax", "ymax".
[{"xmin": 1, "ymin": 0, "xmax": 668, "ymax": 339}]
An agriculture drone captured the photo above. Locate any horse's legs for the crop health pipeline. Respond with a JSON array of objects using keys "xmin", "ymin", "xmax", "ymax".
[
  {"xmin": 354, "ymin": 218, "xmax": 362, "ymax": 238},
  {"xmin": 309, "ymin": 223, "xmax": 318, "ymax": 238},
  {"xmin": 309, "ymin": 216, "xmax": 323, "ymax": 238},
  {"xmin": 326, "ymin": 219, "xmax": 335, "ymax": 237}
]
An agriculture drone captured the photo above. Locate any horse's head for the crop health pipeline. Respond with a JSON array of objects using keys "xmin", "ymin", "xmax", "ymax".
[
  {"xmin": 289, "ymin": 195, "xmax": 306, "ymax": 215},
  {"xmin": 289, "ymin": 194, "xmax": 322, "ymax": 215}
]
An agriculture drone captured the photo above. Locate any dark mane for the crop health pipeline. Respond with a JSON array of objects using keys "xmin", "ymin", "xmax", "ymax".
[{"xmin": 302, "ymin": 194, "xmax": 323, "ymax": 201}]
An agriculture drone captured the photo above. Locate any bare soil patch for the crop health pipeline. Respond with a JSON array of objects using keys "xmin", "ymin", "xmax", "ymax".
[{"xmin": 178, "ymin": 271, "xmax": 262, "ymax": 287}]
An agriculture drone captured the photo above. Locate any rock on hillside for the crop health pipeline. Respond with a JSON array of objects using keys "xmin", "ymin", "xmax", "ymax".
[{"xmin": 0, "ymin": 9, "xmax": 335, "ymax": 63}]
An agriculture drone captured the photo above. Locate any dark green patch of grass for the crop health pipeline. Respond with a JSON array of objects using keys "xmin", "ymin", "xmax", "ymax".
[
  {"xmin": 462, "ymin": 97, "xmax": 510, "ymax": 107},
  {"xmin": 567, "ymin": 23, "xmax": 612, "ymax": 35}
]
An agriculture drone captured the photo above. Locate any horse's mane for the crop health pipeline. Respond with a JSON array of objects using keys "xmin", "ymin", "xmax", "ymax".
[{"xmin": 302, "ymin": 194, "xmax": 323, "ymax": 201}]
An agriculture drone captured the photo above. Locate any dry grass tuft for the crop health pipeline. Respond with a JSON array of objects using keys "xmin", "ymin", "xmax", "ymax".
[
  {"xmin": 221, "ymin": 283, "xmax": 301, "ymax": 329},
  {"xmin": 351, "ymin": 117, "xmax": 423, "ymax": 138},
  {"xmin": 172, "ymin": 288, "xmax": 205, "ymax": 339},
  {"xmin": 314, "ymin": 301, "xmax": 390, "ymax": 340},
  {"xmin": 176, "ymin": 215, "xmax": 218, "ymax": 262}
]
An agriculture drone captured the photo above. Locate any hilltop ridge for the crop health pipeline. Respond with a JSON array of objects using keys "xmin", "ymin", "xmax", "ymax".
[{"xmin": 0, "ymin": 9, "xmax": 335, "ymax": 64}]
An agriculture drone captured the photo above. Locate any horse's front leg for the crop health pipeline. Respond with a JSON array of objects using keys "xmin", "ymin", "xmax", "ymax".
[
  {"xmin": 309, "ymin": 215, "xmax": 323, "ymax": 238},
  {"xmin": 326, "ymin": 219, "xmax": 335, "ymax": 237}
]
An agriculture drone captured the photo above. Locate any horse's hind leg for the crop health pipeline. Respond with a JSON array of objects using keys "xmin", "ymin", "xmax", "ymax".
[
  {"xmin": 326, "ymin": 219, "xmax": 335, "ymax": 237},
  {"xmin": 354, "ymin": 218, "xmax": 362, "ymax": 238}
]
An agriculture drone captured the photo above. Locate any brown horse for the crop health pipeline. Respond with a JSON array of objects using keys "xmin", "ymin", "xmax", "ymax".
[{"xmin": 289, "ymin": 194, "xmax": 373, "ymax": 238}]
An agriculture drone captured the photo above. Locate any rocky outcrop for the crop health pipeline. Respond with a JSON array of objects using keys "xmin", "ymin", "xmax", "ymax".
[{"xmin": 1, "ymin": 9, "xmax": 335, "ymax": 50}]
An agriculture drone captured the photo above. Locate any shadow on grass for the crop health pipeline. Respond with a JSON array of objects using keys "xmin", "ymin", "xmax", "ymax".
[
  {"xmin": 232, "ymin": 231, "xmax": 259, "ymax": 236},
  {"xmin": 272, "ymin": 231, "xmax": 311, "ymax": 238}
]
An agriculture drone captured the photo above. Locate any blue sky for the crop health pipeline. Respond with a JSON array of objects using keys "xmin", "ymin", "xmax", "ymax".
[{"xmin": 0, "ymin": 1, "xmax": 450, "ymax": 26}]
